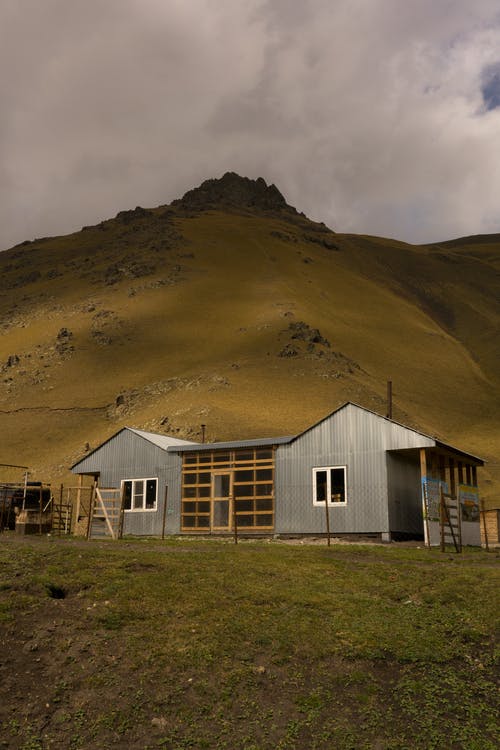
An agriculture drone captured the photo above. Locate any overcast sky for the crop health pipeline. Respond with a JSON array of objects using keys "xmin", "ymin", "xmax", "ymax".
[{"xmin": 1, "ymin": 0, "xmax": 500, "ymax": 250}]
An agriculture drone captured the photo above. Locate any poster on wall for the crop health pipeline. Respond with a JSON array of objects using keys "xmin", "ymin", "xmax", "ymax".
[
  {"xmin": 459, "ymin": 484, "xmax": 480, "ymax": 522},
  {"xmin": 421, "ymin": 477, "xmax": 448, "ymax": 546}
]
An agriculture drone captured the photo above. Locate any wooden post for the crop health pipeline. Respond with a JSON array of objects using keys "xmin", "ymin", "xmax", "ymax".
[
  {"xmin": 472, "ymin": 466, "xmax": 477, "ymax": 486},
  {"xmin": 457, "ymin": 461, "xmax": 464, "ymax": 485},
  {"xmin": 86, "ymin": 481, "xmax": 97, "ymax": 540},
  {"xmin": 480, "ymin": 500, "xmax": 490, "ymax": 552},
  {"xmin": 420, "ymin": 449, "xmax": 431, "ymax": 548},
  {"xmin": 58, "ymin": 483, "xmax": 64, "ymax": 536},
  {"xmin": 448, "ymin": 458, "xmax": 456, "ymax": 499},
  {"xmin": 324, "ymin": 496, "xmax": 331, "ymax": 546},
  {"xmin": 466, "ymin": 464, "xmax": 472, "ymax": 485},
  {"xmin": 161, "ymin": 485, "xmax": 168, "ymax": 540},
  {"xmin": 438, "ymin": 454, "xmax": 446, "ymax": 482},
  {"xmin": 439, "ymin": 484, "xmax": 445, "ymax": 552},
  {"xmin": 75, "ymin": 474, "xmax": 83, "ymax": 530},
  {"xmin": 233, "ymin": 496, "xmax": 238, "ymax": 545},
  {"xmin": 39, "ymin": 485, "xmax": 43, "ymax": 535}
]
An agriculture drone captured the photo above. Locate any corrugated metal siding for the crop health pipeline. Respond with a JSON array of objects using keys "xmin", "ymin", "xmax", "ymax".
[
  {"xmin": 71, "ymin": 430, "xmax": 183, "ymax": 536},
  {"xmin": 275, "ymin": 403, "xmax": 435, "ymax": 535}
]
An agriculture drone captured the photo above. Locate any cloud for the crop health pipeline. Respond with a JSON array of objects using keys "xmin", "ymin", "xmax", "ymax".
[
  {"xmin": 481, "ymin": 62, "xmax": 500, "ymax": 109},
  {"xmin": 1, "ymin": 0, "xmax": 500, "ymax": 249}
]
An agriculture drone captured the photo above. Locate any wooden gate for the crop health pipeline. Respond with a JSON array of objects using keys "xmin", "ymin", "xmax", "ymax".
[
  {"xmin": 87, "ymin": 485, "xmax": 124, "ymax": 540},
  {"xmin": 51, "ymin": 500, "xmax": 73, "ymax": 536}
]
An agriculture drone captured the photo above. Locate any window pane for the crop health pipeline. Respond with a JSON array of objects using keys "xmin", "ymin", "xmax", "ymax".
[
  {"xmin": 315, "ymin": 470, "xmax": 328, "ymax": 502},
  {"xmin": 199, "ymin": 486, "xmax": 210, "ymax": 497},
  {"xmin": 197, "ymin": 501, "xmax": 210, "ymax": 513},
  {"xmin": 235, "ymin": 470, "xmax": 253, "ymax": 482},
  {"xmin": 256, "ymin": 450, "xmax": 272, "ymax": 459},
  {"xmin": 145, "ymin": 479, "xmax": 157, "ymax": 509},
  {"xmin": 213, "ymin": 500, "xmax": 229, "ymax": 526},
  {"xmin": 197, "ymin": 516, "xmax": 210, "ymax": 528},
  {"xmin": 182, "ymin": 515, "xmax": 196, "ymax": 528},
  {"xmin": 237, "ymin": 514, "xmax": 254, "ymax": 527},
  {"xmin": 123, "ymin": 481, "xmax": 132, "ymax": 510},
  {"xmin": 198, "ymin": 473, "xmax": 211, "ymax": 484},
  {"xmin": 255, "ymin": 513, "xmax": 273, "ymax": 526},
  {"xmin": 256, "ymin": 483, "xmax": 273, "ymax": 497},
  {"xmin": 184, "ymin": 455, "xmax": 197, "ymax": 464},
  {"xmin": 184, "ymin": 486, "xmax": 196, "ymax": 498},
  {"xmin": 330, "ymin": 468, "xmax": 345, "ymax": 502},
  {"xmin": 214, "ymin": 474, "xmax": 230, "ymax": 497},
  {"xmin": 234, "ymin": 484, "xmax": 254, "ymax": 497},
  {"xmin": 256, "ymin": 469, "xmax": 272, "ymax": 481},
  {"xmin": 236, "ymin": 499, "xmax": 254, "ymax": 512},
  {"xmin": 184, "ymin": 473, "xmax": 197, "ymax": 485},
  {"xmin": 235, "ymin": 451, "xmax": 254, "ymax": 461},
  {"xmin": 133, "ymin": 480, "xmax": 144, "ymax": 509},
  {"xmin": 213, "ymin": 453, "xmax": 230, "ymax": 463},
  {"xmin": 256, "ymin": 498, "xmax": 273, "ymax": 511},
  {"xmin": 183, "ymin": 501, "xmax": 196, "ymax": 513}
]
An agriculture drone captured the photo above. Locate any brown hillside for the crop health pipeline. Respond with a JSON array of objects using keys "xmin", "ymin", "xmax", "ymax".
[{"xmin": 0, "ymin": 174, "xmax": 499, "ymax": 505}]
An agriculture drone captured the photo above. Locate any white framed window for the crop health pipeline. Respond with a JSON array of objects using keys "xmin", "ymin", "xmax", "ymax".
[
  {"xmin": 121, "ymin": 478, "xmax": 157, "ymax": 511},
  {"xmin": 312, "ymin": 466, "xmax": 347, "ymax": 505}
]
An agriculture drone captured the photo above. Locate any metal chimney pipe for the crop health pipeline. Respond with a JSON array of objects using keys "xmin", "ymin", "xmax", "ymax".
[{"xmin": 201, "ymin": 424, "xmax": 206, "ymax": 443}]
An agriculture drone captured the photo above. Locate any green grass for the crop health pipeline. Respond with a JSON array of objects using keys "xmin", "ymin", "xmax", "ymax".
[{"xmin": 0, "ymin": 537, "xmax": 498, "ymax": 749}]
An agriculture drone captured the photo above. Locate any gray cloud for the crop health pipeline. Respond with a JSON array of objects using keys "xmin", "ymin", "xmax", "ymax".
[
  {"xmin": 1, "ymin": 0, "xmax": 500, "ymax": 250},
  {"xmin": 481, "ymin": 62, "xmax": 500, "ymax": 109}
]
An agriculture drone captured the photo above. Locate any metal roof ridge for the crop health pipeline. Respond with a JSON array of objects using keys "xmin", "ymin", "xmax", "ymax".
[
  {"xmin": 128, "ymin": 427, "xmax": 196, "ymax": 447},
  {"xmin": 168, "ymin": 435, "xmax": 295, "ymax": 452}
]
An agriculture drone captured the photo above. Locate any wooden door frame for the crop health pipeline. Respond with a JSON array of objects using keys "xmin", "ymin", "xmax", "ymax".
[{"xmin": 211, "ymin": 470, "xmax": 233, "ymax": 532}]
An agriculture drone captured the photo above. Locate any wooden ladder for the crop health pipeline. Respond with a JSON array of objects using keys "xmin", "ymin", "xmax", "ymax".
[
  {"xmin": 51, "ymin": 500, "xmax": 73, "ymax": 536},
  {"xmin": 440, "ymin": 486, "xmax": 462, "ymax": 553},
  {"xmin": 87, "ymin": 485, "xmax": 124, "ymax": 540}
]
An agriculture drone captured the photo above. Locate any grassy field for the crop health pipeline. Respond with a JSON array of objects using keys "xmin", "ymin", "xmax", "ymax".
[{"xmin": 0, "ymin": 536, "xmax": 498, "ymax": 749}]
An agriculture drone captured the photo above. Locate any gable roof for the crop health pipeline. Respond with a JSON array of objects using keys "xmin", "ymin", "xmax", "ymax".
[
  {"xmin": 71, "ymin": 427, "xmax": 196, "ymax": 470},
  {"xmin": 71, "ymin": 402, "xmax": 484, "ymax": 470},
  {"xmin": 289, "ymin": 401, "xmax": 484, "ymax": 464},
  {"xmin": 287, "ymin": 401, "xmax": 425, "ymax": 444}
]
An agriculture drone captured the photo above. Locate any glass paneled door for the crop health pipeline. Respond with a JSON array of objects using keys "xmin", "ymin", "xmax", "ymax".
[{"xmin": 212, "ymin": 472, "xmax": 232, "ymax": 531}]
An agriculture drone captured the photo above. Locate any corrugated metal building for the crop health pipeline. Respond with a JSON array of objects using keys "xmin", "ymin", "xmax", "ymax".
[
  {"xmin": 71, "ymin": 428, "xmax": 193, "ymax": 536},
  {"xmin": 71, "ymin": 402, "xmax": 483, "ymax": 542}
]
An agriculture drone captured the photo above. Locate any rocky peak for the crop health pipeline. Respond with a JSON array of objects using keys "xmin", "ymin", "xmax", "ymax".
[{"xmin": 172, "ymin": 172, "xmax": 297, "ymax": 215}]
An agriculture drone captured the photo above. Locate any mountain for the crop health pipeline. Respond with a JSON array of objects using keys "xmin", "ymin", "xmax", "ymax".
[{"xmin": 1, "ymin": 173, "xmax": 499, "ymax": 505}]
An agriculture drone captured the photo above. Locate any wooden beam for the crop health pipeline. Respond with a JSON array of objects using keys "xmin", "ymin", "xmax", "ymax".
[
  {"xmin": 420, "ymin": 449, "xmax": 431, "ymax": 548},
  {"xmin": 438, "ymin": 454, "xmax": 446, "ymax": 482},
  {"xmin": 448, "ymin": 458, "xmax": 456, "ymax": 498}
]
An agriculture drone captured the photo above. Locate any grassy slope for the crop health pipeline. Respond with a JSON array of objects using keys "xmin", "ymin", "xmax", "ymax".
[
  {"xmin": 0, "ymin": 206, "xmax": 499, "ymax": 503},
  {"xmin": 0, "ymin": 537, "xmax": 498, "ymax": 749}
]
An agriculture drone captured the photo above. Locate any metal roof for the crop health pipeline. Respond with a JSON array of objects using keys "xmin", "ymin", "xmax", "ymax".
[
  {"xmin": 128, "ymin": 428, "xmax": 196, "ymax": 451},
  {"xmin": 71, "ymin": 402, "xmax": 484, "ymax": 468},
  {"xmin": 168, "ymin": 435, "xmax": 295, "ymax": 453},
  {"xmin": 168, "ymin": 402, "xmax": 483, "ymax": 463},
  {"xmin": 71, "ymin": 427, "xmax": 196, "ymax": 469},
  {"xmin": 291, "ymin": 402, "xmax": 484, "ymax": 464}
]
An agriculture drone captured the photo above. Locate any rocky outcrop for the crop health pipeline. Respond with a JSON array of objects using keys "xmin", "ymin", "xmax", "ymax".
[{"xmin": 172, "ymin": 172, "xmax": 298, "ymax": 216}]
